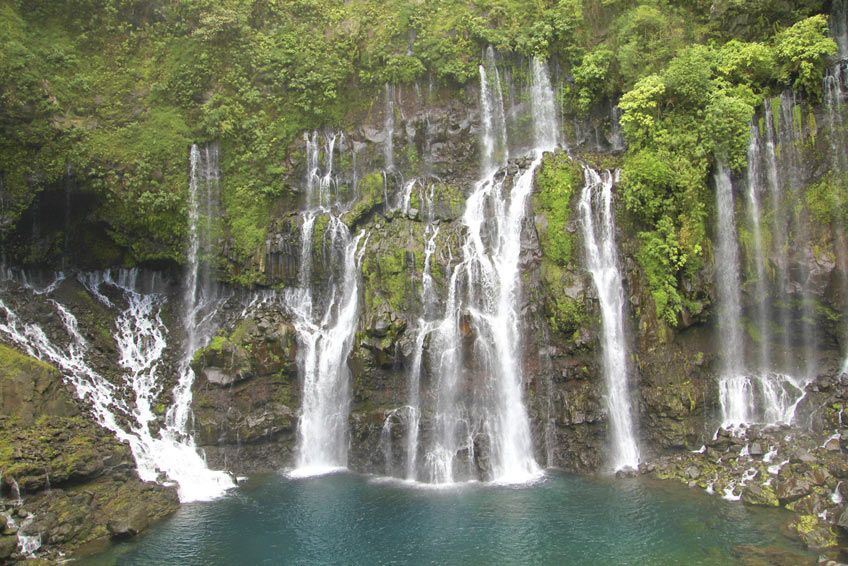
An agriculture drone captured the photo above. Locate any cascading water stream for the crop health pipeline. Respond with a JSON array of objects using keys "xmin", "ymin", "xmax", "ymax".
[
  {"xmin": 288, "ymin": 133, "xmax": 369, "ymax": 477},
  {"xmin": 401, "ymin": 190, "xmax": 439, "ymax": 479},
  {"xmin": 0, "ymin": 143, "xmax": 236, "ymax": 502},
  {"xmin": 420, "ymin": 55, "xmax": 554, "ymax": 484},
  {"xmin": 778, "ymin": 93, "xmax": 818, "ymax": 380},
  {"xmin": 715, "ymin": 157, "xmax": 805, "ymax": 430},
  {"xmin": 824, "ymin": 61, "xmax": 848, "ymax": 374},
  {"xmin": 0, "ymin": 268, "xmax": 234, "ymax": 503},
  {"xmin": 833, "ymin": 0, "xmax": 848, "ymax": 61},
  {"xmin": 158, "ymin": 143, "xmax": 234, "ymax": 499},
  {"xmin": 745, "ymin": 126, "xmax": 771, "ymax": 371},
  {"xmin": 289, "ymin": 224, "xmax": 367, "ymax": 476},
  {"xmin": 384, "ymin": 84, "xmax": 395, "ymax": 171},
  {"xmin": 93, "ymin": 270, "xmax": 235, "ymax": 501},
  {"xmin": 762, "ymin": 102, "xmax": 793, "ymax": 365},
  {"xmin": 578, "ymin": 167, "xmax": 640, "ymax": 471},
  {"xmin": 714, "ymin": 163, "xmax": 752, "ymax": 426}
]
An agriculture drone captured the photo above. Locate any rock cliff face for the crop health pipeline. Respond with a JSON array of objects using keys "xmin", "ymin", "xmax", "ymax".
[
  {"xmin": 191, "ymin": 304, "xmax": 299, "ymax": 474},
  {"xmin": 187, "ymin": 84, "xmax": 847, "ymax": 474},
  {"xmin": 182, "ymin": 81, "xmax": 848, "ymax": 552},
  {"xmin": 2, "ymin": 71, "xmax": 848, "ymax": 560}
]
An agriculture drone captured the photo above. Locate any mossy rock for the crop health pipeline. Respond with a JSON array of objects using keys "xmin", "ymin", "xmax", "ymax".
[
  {"xmin": 791, "ymin": 514, "xmax": 838, "ymax": 549},
  {"xmin": 0, "ymin": 344, "xmax": 75, "ymax": 426}
]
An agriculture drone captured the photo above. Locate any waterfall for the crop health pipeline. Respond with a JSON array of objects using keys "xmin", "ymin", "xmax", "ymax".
[
  {"xmin": 306, "ymin": 131, "xmax": 342, "ymax": 208},
  {"xmin": 610, "ymin": 104, "xmax": 625, "ymax": 152},
  {"xmin": 403, "ymin": 188, "xmax": 438, "ymax": 479},
  {"xmin": 778, "ymin": 92, "xmax": 818, "ymax": 380},
  {"xmin": 715, "ymin": 156, "xmax": 805, "ymax": 429},
  {"xmin": 384, "ymin": 84, "xmax": 395, "ymax": 171},
  {"xmin": 423, "ymin": 257, "xmax": 467, "ymax": 483},
  {"xmin": 530, "ymin": 58, "xmax": 558, "ymax": 151},
  {"xmin": 824, "ymin": 65, "xmax": 848, "ymax": 374},
  {"xmin": 0, "ymin": 152, "xmax": 241, "ymax": 502},
  {"xmin": 0, "ymin": 268, "xmax": 234, "ymax": 502},
  {"xmin": 148, "ymin": 144, "xmax": 235, "ymax": 503},
  {"xmin": 288, "ymin": 133, "xmax": 368, "ymax": 477},
  {"xmin": 166, "ymin": 144, "xmax": 220, "ymax": 438},
  {"xmin": 745, "ymin": 125, "xmax": 771, "ymax": 371},
  {"xmin": 714, "ymin": 163, "xmax": 751, "ymax": 426},
  {"xmin": 714, "ymin": 164, "xmax": 747, "ymax": 378},
  {"xmin": 578, "ymin": 167, "xmax": 640, "ymax": 471},
  {"xmin": 479, "ymin": 46, "xmax": 509, "ymax": 170},
  {"xmin": 833, "ymin": 0, "xmax": 848, "ymax": 61},
  {"xmin": 763, "ymin": 102, "xmax": 794, "ymax": 366},
  {"xmin": 100, "ymin": 270, "xmax": 234, "ymax": 502},
  {"xmin": 420, "ymin": 55, "xmax": 554, "ymax": 484},
  {"xmin": 399, "ymin": 179, "xmax": 414, "ymax": 214}
]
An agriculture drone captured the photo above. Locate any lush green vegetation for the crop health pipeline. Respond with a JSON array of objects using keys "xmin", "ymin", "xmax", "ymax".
[{"xmin": 0, "ymin": 0, "xmax": 839, "ymax": 306}]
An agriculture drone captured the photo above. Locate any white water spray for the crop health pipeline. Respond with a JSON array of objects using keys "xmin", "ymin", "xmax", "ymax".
[{"xmin": 578, "ymin": 167, "xmax": 640, "ymax": 471}]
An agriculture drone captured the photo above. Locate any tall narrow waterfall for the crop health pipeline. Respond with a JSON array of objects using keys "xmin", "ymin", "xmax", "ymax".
[
  {"xmin": 779, "ymin": 93, "xmax": 819, "ymax": 380},
  {"xmin": 714, "ymin": 163, "xmax": 751, "ymax": 425},
  {"xmin": 420, "ymin": 56, "xmax": 554, "ymax": 484},
  {"xmin": 578, "ymin": 167, "xmax": 640, "ymax": 471},
  {"xmin": 824, "ymin": 59, "xmax": 848, "ymax": 374},
  {"xmin": 833, "ymin": 0, "xmax": 848, "ymax": 61},
  {"xmin": 745, "ymin": 127, "xmax": 771, "ymax": 371},
  {"xmin": 384, "ymin": 84, "xmax": 395, "ymax": 171},
  {"xmin": 479, "ymin": 46, "xmax": 509, "ymax": 169},
  {"xmin": 762, "ymin": 102, "xmax": 794, "ymax": 365},
  {"xmin": 161, "ymin": 144, "xmax": 234, "ymax": 500},
  {"xmin": 401, "ymin": 183, "xmax": 439, "ymax": 480},
  {"xmin": 167, "ymin": 144, "xmax": 224, "ymax": 439},
  {"xmin": 288, "ymin": 133, "xmax": 368, "ymax": 477},
  {"xmin": 716, "ymin": 154, "xmax": 805, "ymax": 429}
]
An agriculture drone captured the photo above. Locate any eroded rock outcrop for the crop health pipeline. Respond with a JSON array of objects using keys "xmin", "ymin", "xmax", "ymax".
[
  {"xmin": 191, "ymin": 305, "xmax": 299, "ymax": 474},
  {"xmin": 0, "ymin": 343, "xmax": 178, "ymax": 562}
]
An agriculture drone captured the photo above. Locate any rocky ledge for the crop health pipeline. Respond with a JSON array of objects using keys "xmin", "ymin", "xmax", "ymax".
[
  {"xmin": 0, "ymin": 343, "xmax": 178, "ymax": 562},
  {"xmin": 644, "ymin": 371, "xmax": 848, "ymax": 560}
]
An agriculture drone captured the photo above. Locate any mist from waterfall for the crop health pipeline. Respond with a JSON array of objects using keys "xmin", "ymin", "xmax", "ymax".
[
  {"xmin": 578, "ymin": 167, "xmax": 640, "ymax": 471},
  {"xmin": 715, "ymin": 125, "xmax": 809, "ymax": 429}
]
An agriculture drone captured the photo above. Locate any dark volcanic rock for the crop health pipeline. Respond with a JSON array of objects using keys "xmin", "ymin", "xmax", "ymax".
[{"xmin": 191, "ymin": 308, "xmax": 300, "ymax": 473}]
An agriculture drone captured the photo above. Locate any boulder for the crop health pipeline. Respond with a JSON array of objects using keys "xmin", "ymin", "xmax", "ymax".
[
  {"xmin": 202, "ymin": 367, "xmax": 246, "ymax": 387},
  {"xmin": 684, "ymin": 465, "xmax": 701, "ymax": 480},
  {"xmin": 776, "ymin": 477, "xmax": 813, "ymax": 503},
  {"xmin": 741, "ymin": 483, "xmax": 779, "ymax": 507},
  {"xmin": 0, "ymin": 535, "xmax": 17, "ymax": 561},
  {"xmin": 0, "ymin": 343, "xmax": 77, "ymax": 425},
  {"xmin": 792, "ymin": 515, "xmax": 838, "ymax": 550},
  {"xmin": 823, "ymin": 436, "xmax": 841, "ymax": 452}
]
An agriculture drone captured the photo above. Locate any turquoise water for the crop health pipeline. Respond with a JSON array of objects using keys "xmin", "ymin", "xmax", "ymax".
[{"xmin": 78, "ymin": 472, "xmax": 808, "ymax": 565}]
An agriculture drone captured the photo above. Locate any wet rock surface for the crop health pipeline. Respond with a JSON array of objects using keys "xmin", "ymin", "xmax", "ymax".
[
  {"xmin": 0, "ymin": 341, "xmax": 178, "ymax": 562},
  {"xmin": 191, "ymin": 304, "xmax": 300, "ymax": 475},
  {"xmin": 645, "ymin": 372, "xmax": 848, "ymax": 558}
]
